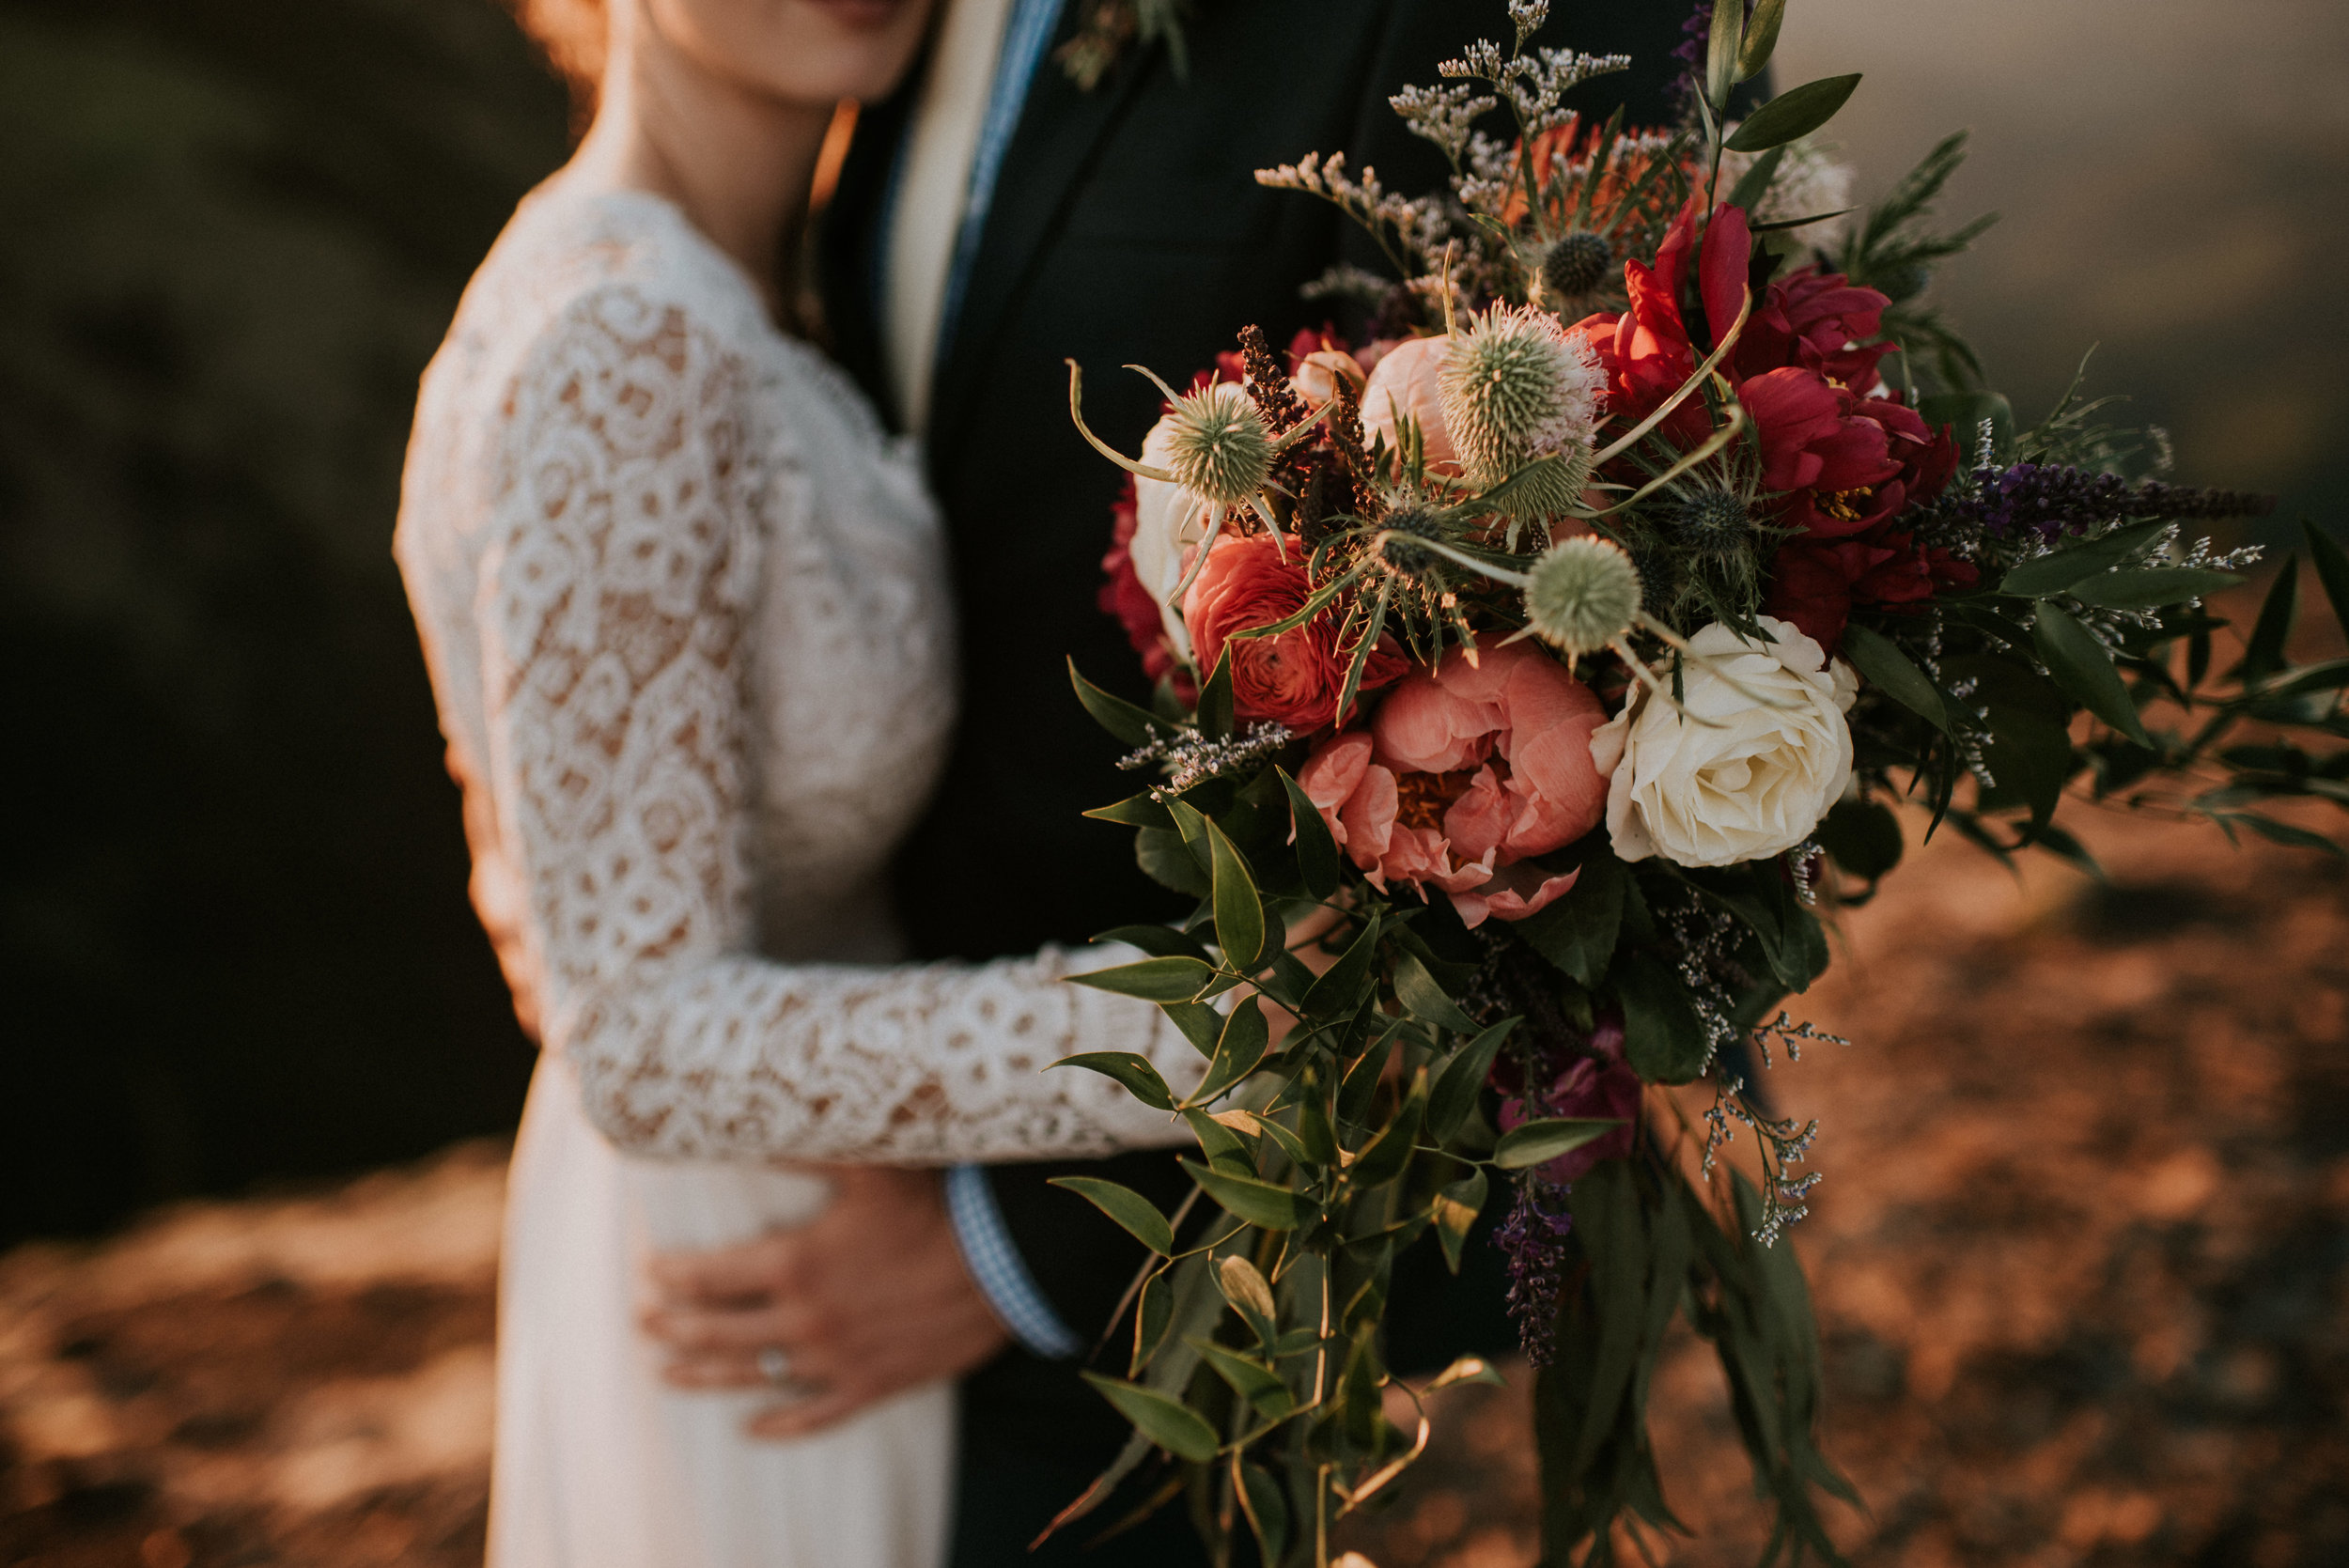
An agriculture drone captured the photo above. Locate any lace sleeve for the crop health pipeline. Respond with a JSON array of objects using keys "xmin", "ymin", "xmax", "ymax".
[{"xmin": 475, "ymin": 284, "xmax": 1198, "ymax": 1164}]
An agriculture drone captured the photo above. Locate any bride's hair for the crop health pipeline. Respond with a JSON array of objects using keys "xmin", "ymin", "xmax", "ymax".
[{"xmin": 507, "ymin": 0, "xmax": 606, "ymax": 118}]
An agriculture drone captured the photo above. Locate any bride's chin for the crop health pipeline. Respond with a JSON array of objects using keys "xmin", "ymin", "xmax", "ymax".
[{"xmin": 794, "ymin": 0, "xmax": 920, "ymax": 36}]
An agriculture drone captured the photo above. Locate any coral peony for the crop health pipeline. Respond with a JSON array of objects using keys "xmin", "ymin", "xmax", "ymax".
[
  {"xmin": 1183, "ymin": 532, "xmax": 1404, "ymax": 732},
  {"xmin": 1297, "ymin": 639, "xmax": 1608, "ymax": 927}
]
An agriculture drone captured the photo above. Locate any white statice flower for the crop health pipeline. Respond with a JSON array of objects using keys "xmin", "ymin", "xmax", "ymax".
[
  {"xmin": 1590, "ymin": 616, "xmax": 1858, "ymax": 868},
  {"xmin": 1128, "ymin": 381, "xmax": 1252, "ymax": 663},
  {"xmin": 1720, "ymin": 136, "xmax": 1858, "ymax": 255}
]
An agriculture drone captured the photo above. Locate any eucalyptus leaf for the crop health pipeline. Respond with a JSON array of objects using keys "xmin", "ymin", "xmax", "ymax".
[
  {"xmin": 1434, "ymin": 1168, "xmax": 1487, "ymax": 1273},
  {"xmin": 2238, "ymin": 554, "xmax": 2300, "ymax": 684},
  {"xmin": 1429, "ymin": 1017, "xmax": 1518, "ymax": 1143},
  {"xmin": 1216, "ymin": 1255, "xmax": 1280, "ymax": 1333},
  {"xmin": 1183, "ymin": 1108, "xmax": 1254, "ymax": 1175},
  {"xmin": 1135, "ymin": 826, "xmax": 1209, "ymax": 896},
  {"xmin": 1617, "ymin": 948, "xmax": 1711, "ymax": 1083},
  {"xmin": 1196, "ymin": 646, "xmax": 1235, "ymax": 739},
  {"xmin": 1723, "ymin": 74, "xmax": 1861, "ymax": 153},
  {"xmin": 1094, "ymin": 924, "xmax": 1208, "ymax": 961},
  {"xmin": 1079, "ymin": 1372, "xmax": 1220, "ymax": 1463},
  {"xmin": 1068, "ymin": 658, "xmax": 1162, "ymax": 745},
  {"xmin": 1188, "ymin": 1337, "xmax": 1293, "ymax": 1418},
  {"xmin": 1348, "ymin": 1074, "xmax": 1427, "ymax": 1189},
  {"xmin": 1237, "ymin": 1461, "xmax": 1289, "ymax": 1566},
  {"xmin": 1841, "ymin": 624, "xmax": 1952, "ymax": 733},
  {"xmin": 1083, "ymin": 793, "xmax": 1176, "ymax": 830},
  {"xmin": 1188, "ymin": 996, "xmax": 1271, "ymax": 1107},
  {"xmin": 2033, "ymin": 604, "xmax": 2152, "ymax": 746},
  {"xmin": 2304, "ymin": 520, "xmax": 2349, "ymax": 635},
  {"xmin": 1183, "ymin": 1158, "xmax": 1311, "ymax": 1230},
  {"xmin": 1704, "ymin": 0, "xmax": 1742, "ymax": 110},
  {"xmin": 2066, "ymin": 566, "xmax": 2244, "ymax": 610},
  {"xmin": 1049, "ymin": 1176, "xmax": 1175, "ymax": 1255},
  {"xmin": 1495, "ymin": 1116, "xmax": 1624, "ymax": 1171},
  {"xmin": 1206, "ymin": 817, "xmax": 1268, "ymax": 970},
  {"xmin": 1276, "ymin": 767, "xmax": 1340, "ymax": 900},
  {"xmin": 1300, "ymin": 911, "xmax": 1381, "ymax": 1018},
  {"xmin": 1511, "ymin": 844, "xmax": 1626, "ymax": 986},
  {"xmin": 1996, "ymin": 518, "xmax": 2169, "ymax": 598},
  {"xmin": 1051, "ymin": 1050, "xmax": 1178, "ymax": 1110},
  {"xmin": 1066, "ymin": 956, "xmax": 1216, "ymax": 1004},
  {"xmin": 1722, "ymin": 144, "xmax": 1785, "ymax": 214},
  {"xmin": 1735, "ymin": 0, "xmax": 1786, "ymax": 82},
  {"xmin": 1392, "ymin": 949, "xmax": 1478, "ymax": 1032}
]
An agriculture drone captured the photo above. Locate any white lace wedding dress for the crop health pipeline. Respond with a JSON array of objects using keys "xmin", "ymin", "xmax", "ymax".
[{"xmin": 395, "ymin": 177, "xmax": 1196, "ymax": 1568}]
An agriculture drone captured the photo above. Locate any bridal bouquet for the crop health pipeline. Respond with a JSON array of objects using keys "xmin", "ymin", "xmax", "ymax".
[{"xmin": 1049, "ymin": 3, "xmax": 2347, "ymax": 1562}]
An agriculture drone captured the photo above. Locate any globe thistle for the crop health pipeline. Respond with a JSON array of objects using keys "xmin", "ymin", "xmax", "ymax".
[
  {"xmin": 1537, "ymin": 231, "xmax": 1613, "ymax": 305},
  {"xmin": 1523, "ymin": 536, "xmax": 1641, "ymax": 659},
  {"xmin": 1373, "ymin": 501, "xmax": 1450, "ymax": 582},
  {"xmin": 1664, "ymin": 486, "xmax": 1756, "ymax": 558},
  {"xmin": 1439, "ymin": 304, "xmax": 1606, "ymax": 520},
  {"xmin": 1162, "ymin": 382, "xmax": 1274, "ymax": 508}
]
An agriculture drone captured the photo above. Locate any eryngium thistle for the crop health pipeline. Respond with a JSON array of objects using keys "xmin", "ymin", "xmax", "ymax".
[
  {"xmin": 1667, "ymin": 486, "xmax": 1754, "ymax": 556},
  {"xmin": 1539, "ymin": 231, "xmax": 1613, "ymax": 302},
  {"xmin": 1164, "ymin": 382, "xmax": 1274, "ymax": 507},
  {"xmin": 1524, "ymin": 536, "xmax": 1641, "ymax": 657},
  {"xmin": 1439, "ymin": 304, "xmax": 1605, "ymax": 518}
]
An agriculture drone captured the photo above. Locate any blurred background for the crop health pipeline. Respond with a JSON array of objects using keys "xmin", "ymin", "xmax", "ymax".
[{"xmin": 0, "ymin": 1, "xmax": 2343, "ymax": 1564}]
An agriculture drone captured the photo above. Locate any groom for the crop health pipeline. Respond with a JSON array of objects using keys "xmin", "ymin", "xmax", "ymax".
[{"xmin": 646, "ymin": 2, "xmax": 1691, "ymax": 1561}]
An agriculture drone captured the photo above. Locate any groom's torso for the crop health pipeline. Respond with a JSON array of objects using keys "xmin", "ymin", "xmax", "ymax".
[
  {"xmin": 820, "ymin": 3, "xmax": 1685, "ymax": 1556},
  {"xmin": 834, "ymin": 0, "xmax": 1684, "ymax": 965}
]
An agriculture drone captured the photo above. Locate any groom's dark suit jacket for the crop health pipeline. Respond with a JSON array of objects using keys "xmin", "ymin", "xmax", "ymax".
[{"xmin": 820, "ymin": 3, "xmax": 1689, "ymax": 1560}]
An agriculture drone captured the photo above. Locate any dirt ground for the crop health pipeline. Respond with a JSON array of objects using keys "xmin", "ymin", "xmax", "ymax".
[{"xmin": 4, "ymin": 809, "xmax": 2345, "ymax": 1567}]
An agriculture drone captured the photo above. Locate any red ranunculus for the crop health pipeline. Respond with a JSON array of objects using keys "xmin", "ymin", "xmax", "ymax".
[
  {"xmin": 1183, "ymin": 532, "xmax": 1405, "ymax": 732},
  {"xmin": 1497, "ymin": 1019, "xmax": 1641, "ymax": 1182}
]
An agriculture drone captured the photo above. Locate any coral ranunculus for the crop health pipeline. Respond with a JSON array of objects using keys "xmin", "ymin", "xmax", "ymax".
[
  {"xmin": 1183, "ymin": 532, "xmax": 1404, "ymax": 733},
  {"xmin": 1297, "ymin": 639, "xmax": 1608, "ymax": 927}
]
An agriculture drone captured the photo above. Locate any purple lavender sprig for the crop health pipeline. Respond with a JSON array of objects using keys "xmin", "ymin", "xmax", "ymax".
[
  {"xmin": 1949, "ymin": 462, "xmax": 2275, "ymax": 540},
  {"xmin": 1495, "ymin": 1172, "xmax": 1578, "ymax": 1363},
  {"xmin": 1669, "ymin": 2, "xmax": 1715, "ymax": 115}
]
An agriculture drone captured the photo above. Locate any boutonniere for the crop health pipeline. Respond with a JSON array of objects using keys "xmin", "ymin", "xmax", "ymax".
[{"xmin": 1055, "ymin": 0, "xmax": 1192, "ymax": 91}]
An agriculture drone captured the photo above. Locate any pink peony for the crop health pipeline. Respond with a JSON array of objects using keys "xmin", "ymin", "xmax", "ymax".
[{"xmin": 1296, "ymin": 638, "xmax": 1609, "ymax": 927}]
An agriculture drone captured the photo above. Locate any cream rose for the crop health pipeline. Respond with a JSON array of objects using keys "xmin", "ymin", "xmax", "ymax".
[
  {"xmin": 1128, "ymin": 381, "xmax": 1252, "ymax": 664},
  {"xmin": 1590, "ymin": 616, "xmax": 1858, "ymax": 868}
]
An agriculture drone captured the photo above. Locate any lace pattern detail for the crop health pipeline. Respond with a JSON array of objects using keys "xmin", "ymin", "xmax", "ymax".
[{"xmin": 397, "ymin": 184, "xmax": 1195, "ymax": 1165}]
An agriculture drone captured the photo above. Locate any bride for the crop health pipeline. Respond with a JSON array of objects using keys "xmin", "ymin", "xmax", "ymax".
[{"xmin": 393, "ymin": 1, "xmax": 1201, "ymax": 1563}]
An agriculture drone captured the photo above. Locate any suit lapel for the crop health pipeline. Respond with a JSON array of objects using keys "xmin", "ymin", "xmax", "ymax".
[{"xmin": 924, "ymin": 31, "xmax": 1158, "ymax": 469}]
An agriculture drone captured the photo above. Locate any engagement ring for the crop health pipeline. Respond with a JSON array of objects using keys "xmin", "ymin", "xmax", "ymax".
[{"xmin": 756, "ymin": 1346, "xmax": 793, "ymax": 1389}]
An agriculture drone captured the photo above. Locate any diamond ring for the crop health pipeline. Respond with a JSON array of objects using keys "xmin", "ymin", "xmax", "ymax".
[{"xmin": 756, "ymin": 1345, "xmax": 793, "ymax": 1389}]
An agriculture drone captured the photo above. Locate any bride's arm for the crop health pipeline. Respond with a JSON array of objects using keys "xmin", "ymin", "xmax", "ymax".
[{"xmin": 474, "ymin": 284, "xmax": 1197, "ymax": 1164}]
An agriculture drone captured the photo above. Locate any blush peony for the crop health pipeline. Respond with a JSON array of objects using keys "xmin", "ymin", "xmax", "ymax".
[
  {"xmin": 1359, "ymin": 333, "xmax": 1459, "ymax": 475},
  {"xmin": 1297, "ymin": 639, "xmax": 1609, "ymax": 926},
  {"xmin": 1590, "ymin": 616, "xmax": 1857, "ymax": 868},
  {"xmin": 1182, "ymin": 531, "xmax": 1405, "ymax": 732}
]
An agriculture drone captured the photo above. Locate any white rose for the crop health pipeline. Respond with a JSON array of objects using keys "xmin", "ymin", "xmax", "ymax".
[
  {"xmin": 1589, "ymin": 616, "xmax": 1858, "ymax": 868},
  {"xmin": 1128, "ymin": 381, "xmax": 1251, "ymax": 664}
]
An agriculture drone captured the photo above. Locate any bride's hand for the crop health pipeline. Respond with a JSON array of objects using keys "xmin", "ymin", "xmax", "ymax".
[{"xmin": 640, "ymin": 1165, "xmax": 1008, "ymax": 1439}]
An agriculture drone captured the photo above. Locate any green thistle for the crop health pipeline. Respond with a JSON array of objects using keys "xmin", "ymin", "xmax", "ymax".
[
  {"xmin": 1438, "ymin": 304, "xmax": 1605, "ymax": 520},
  {"xmin": 1524, "ymin": 536, "xmax": 1642, "ymax": 658},
  {"xmin": 1163, "ymin": 385, "xmax": 1274, "ymax": 509}
]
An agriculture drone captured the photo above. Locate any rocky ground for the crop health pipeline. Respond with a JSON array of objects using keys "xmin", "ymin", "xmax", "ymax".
[{"xmin": 5, "ymin": 809, "xmax": 2345, "ymax": 1567}]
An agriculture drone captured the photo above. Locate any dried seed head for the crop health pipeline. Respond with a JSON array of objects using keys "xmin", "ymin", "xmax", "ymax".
[
  {"xmin": 1539, "ymin": 231, "xmax": 1613, "ymax": 303},
  {"xmin": 1438, "ymin": 304, "xmax": 1605, "ymax": 518},
  {"xmin": 1164, "ymin": 383, "xmax": 1274, "ymax": 507},
  {"xmin": 1524, "ymin": 536, "xmax": 1641, "ymax": 657}
]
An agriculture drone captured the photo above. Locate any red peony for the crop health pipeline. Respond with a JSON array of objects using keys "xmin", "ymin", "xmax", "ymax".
[
  {"xmin": 1182, "ymin": 531, "xmax": 1404, "ymax": 732},
  {"xmin": 1766, "ymin": 528, "xmax": 1980, "ymax": 649}
]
